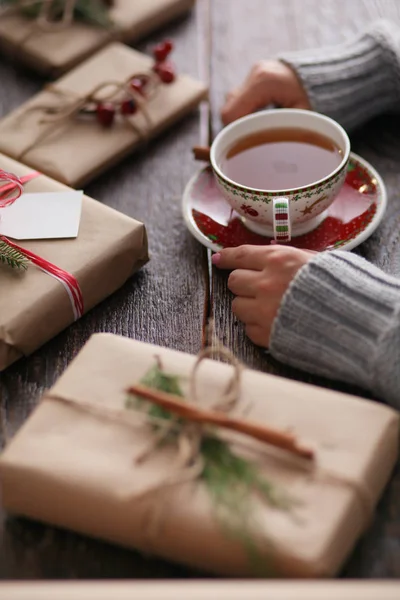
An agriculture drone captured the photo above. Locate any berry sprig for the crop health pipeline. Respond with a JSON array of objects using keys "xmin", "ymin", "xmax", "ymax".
[{"xmin": 94, "ymin": 40, "xmax": 176, "ymax": 128}]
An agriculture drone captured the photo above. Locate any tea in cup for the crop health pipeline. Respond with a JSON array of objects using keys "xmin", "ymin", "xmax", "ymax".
[{"xmin": 210, "ymin": 109, "xmax": 351, "ymax": 241}]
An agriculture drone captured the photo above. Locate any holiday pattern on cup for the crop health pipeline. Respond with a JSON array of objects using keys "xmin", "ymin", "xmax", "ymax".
[
  {"xmin": 213, "ymin": 158, "xmax": 348, "ymax": 229},
  {"xmin": 185, "ymin": 155, "xmax": 384, "ymax": 253}
]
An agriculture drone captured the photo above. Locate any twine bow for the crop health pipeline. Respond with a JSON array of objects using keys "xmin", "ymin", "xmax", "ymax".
[
  {"xmin": 41, "ymin": 75, "xmax": 156, "ymax": 127},
  {"xmin": 131, "ymin": 334, "xmax": 247, "ymax": 490},
  {"xmin": 17, "ymin": 72, "xmax": 160, "ymax": 162}
]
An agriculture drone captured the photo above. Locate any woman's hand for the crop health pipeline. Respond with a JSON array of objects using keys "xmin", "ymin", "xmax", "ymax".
[
  {"xmin": 218, "ymin": 62, "xmax": 314, "ymax": 345},
  {"xmin": 212, "ymin": 245, "xmax": 315, "ymax": 347},
  {"xmin": 221, "ymin": 60, "xmax": 311, "ymax": 125}
]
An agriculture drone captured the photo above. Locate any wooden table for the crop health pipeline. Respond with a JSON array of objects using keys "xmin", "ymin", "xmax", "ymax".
[{"xmin": 1, "ymin": 0, "xmax": 400, "ymax": 580}]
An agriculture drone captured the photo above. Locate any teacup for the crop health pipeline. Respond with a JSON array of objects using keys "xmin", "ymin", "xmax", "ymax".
[{"xmin": 210, "ymin": 109, "xmax": 350, "ymax": 242}]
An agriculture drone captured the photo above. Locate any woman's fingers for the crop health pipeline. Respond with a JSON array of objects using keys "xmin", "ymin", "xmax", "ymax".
[
  {"xmin": 227, "ymin": 268, "xmax": 259, "ymax": 297},
  {"xmin": 214, "ymin": 244, "xmax": 316, "ymax": 347},
  {"xmin": 231, "ymin": 296, "xmax": 258, "ymax": 324},
  {"xmin": 213, "ymin": 245, "xmax": 274, "ymax": 271},
  {"xmin": 221, "ymin": 60, "xmax": 311, "ymax": 125}
]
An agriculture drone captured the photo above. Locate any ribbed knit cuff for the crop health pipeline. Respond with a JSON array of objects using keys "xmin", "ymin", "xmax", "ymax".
[
  {"xmin": 270, "ymin": 251, "xmax": 400, "ymax": 406},
  {"xmin": 279, "ymin": 20, "xmax": 400, "ymax": 131}
]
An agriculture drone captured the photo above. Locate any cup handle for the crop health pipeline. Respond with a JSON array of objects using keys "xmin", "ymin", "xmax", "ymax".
[{"xmin": 273, "ymin": 197, "xmax": 291, "ymax": 243}]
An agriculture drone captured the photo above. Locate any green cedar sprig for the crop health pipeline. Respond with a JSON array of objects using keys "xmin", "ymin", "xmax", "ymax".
[
  {"xmin": 0, "ymin": 240, "xmax": 29, "ymax": 270},
  {"xmin": 3, "ymin": 0, "xmax": 113, "ymax": 28}
]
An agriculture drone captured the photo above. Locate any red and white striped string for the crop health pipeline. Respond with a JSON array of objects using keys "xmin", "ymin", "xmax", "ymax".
[
  {"xmin": 0, "ymin": 169, "xmax": 39, "ymax": 207},
  {"xmin": 0, "ymin": 169, "xmax": 84, "ymax": 319}
]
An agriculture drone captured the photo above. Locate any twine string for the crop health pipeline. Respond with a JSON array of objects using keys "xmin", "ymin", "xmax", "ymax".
[{"xmin": 17, "ymin": 73, "xmax": 159, "ymax": 162}]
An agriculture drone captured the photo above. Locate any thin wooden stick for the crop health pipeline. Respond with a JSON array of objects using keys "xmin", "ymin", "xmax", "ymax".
[
  {"xmin": 192, "ymin": 145, "xmax": 211, "ymax": 162},
  {"xmin": 127, "ymin": 384, "xmax": 314, "ymax": 461}
]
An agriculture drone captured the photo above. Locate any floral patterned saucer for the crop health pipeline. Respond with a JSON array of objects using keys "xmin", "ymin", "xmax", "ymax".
[{"xmin": 182, "ymin": 153, "xmax": 387, "ymax": 252}]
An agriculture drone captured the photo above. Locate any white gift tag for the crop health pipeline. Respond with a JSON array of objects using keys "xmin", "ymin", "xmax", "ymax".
[{"xmin": 0, "ymin": 191, "xmax": 83, "ymax": 240}]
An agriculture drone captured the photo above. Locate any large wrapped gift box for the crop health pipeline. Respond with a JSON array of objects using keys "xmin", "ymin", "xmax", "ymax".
[
  {"xmin": 0, "ymin": 0, "xmax": 195, "ymax": 76},
  {"xmin": 0, "ymin": 155, "xmax": 148, "ymax": 371},
  {"xmin": 0, "ymin": 42, "xmax": 208, "ymax": 187},
  {"xmin": 0, "ymin": 332, "xmax": 398, "ymax": 577}
]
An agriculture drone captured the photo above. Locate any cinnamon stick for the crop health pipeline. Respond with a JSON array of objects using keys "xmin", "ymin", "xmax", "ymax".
[
  {"xmin": 127, "ymin": 384, "xmax": 314, "ymax": 460},
  {"xmin": 192, "ymin": 145, "xmax": 211, "ymax": 162}
]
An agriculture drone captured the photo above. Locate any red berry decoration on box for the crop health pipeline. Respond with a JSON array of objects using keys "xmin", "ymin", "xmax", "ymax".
[
  {"xmin": 153, "ymin": 39, "xmax": 174, "ymax": 63},
  {"xmin": 152, "ymin": 39, "xmax": 176, "ymax": 84},
  {"xmin": 75, "ymin": 40, "xmax": 176, "ymax": 129},
  {"xmin": 96, "ymin": 102, "xmax": 116, "ymax": 127},
  {"xmin": 154, "ymin": 60, "xmax": 175, "ymax": 84},
  {"xmin": 120, "ymin": 99, "xmax": 137, "ymax": 116}
]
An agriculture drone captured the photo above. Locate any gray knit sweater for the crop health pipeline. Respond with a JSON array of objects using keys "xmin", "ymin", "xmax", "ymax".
[{"xmin": 270, "ymin": 21, "xmax": 400, "ymax": 407}]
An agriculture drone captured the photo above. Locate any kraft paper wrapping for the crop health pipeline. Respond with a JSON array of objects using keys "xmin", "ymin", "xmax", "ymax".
[
  {"xmin": 0, "ymin": 42, "xmax": 208, "ymax": 187},
  {"xmin": 0, "ymin": 333, "xmax": 398, "ymax": 577},
  {"xmin": 0, "ymin": 0, "xmax": 196, "ymax": 76},
  {"xmin": 1, "ymin": 582, "xmax": 400, "ymax": 600},
  {"xmin": 0, "ymin": 155, "xmax": 149, "ymax": 371}
]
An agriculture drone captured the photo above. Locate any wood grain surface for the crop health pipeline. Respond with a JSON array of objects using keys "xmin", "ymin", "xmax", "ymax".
[{"xmin": 1, "ymin": 0, "xmax": 400, "ymax": 580}]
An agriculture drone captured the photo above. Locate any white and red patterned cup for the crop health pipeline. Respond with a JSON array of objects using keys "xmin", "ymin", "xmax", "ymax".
[{"xmin": 210, "ymin": 109, "xmax": 351, "ymax": 242}]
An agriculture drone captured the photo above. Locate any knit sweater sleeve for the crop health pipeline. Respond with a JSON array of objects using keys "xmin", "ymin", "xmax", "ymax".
[
  {"xmin": 269, "ymin": 251, "xmax": 400, "ymax": 408},
  {"xmin": 278, "ymin": 20, "xmax": 400, "ymax": 131}
]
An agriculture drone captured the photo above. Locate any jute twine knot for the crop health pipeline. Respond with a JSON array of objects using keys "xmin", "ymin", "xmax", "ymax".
[{"xmin": 135, "ymin": 320, "xmax": 243, "ymax": 482}]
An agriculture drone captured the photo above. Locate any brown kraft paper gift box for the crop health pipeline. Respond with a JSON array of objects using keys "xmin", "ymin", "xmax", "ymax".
[
  {"xmin": 0, "ymin": 42, "xmax": 208, "ymax": 188},
  {"xmin": 0, "ymin": 333, "xmax": 398, "ymax": 577},
  {"xmin": 0, "ymin": 154, "xmax": 148, "ymax": 371},
  {"xmin": 0, "ymin": 0, "xmax": 196, "ymax": 76}
]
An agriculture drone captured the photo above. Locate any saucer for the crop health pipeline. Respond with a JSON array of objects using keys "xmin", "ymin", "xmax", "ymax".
[{"xmin": 182, "ymin": 153, "xmax": 387, "ymax": 252}]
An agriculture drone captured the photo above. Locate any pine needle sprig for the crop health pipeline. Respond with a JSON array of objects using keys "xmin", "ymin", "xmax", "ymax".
[
  {"xmin": 74, "ymin": 0, "xmax": 113, "ymax": 27},
  {"xmin": 126, "ymin": 360, "xmax": 184, "ymax": 421},
  {"xmin": 2, "ymin": 0, "xmax": 113, "ymax": 28},
  {"xmin": 0, "ymin": 240, "xmax": 29, "ymax": 270}
]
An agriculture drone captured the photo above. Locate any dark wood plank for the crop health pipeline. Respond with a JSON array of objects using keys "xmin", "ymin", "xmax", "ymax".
[
  {"xmin": 210, "ymin": 0, "xmax": 400, "ymax": 577},
  {"xmin": 0, "ymin": 8, "xmax": 209, "ymax": 579}
]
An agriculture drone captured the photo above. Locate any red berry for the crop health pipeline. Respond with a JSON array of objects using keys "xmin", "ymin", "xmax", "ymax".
[
  {"xmin": 130, "ymin": 76, "xmax": 147, "ymax": 95},
  {"xmin": 120, "ymin": 99, "xmax": 137, "ymax": 115},
  {"xmin": 153, "ymin": 43, "xmax": 168, "ymax": 62},
  {"xmin": 153, "ymin": 39, "xmax": 174, "ymax": 62},
  {"xmin": 163, "ymin": 39, "xmax": 173, "ymax": 54},
  {"xmin": 96, "ymin": 102, "xmax": 115, "ymax": 127},
  {"xmin": 153, "ymin": 60, "xmax": 175, "ymax": 83}
]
